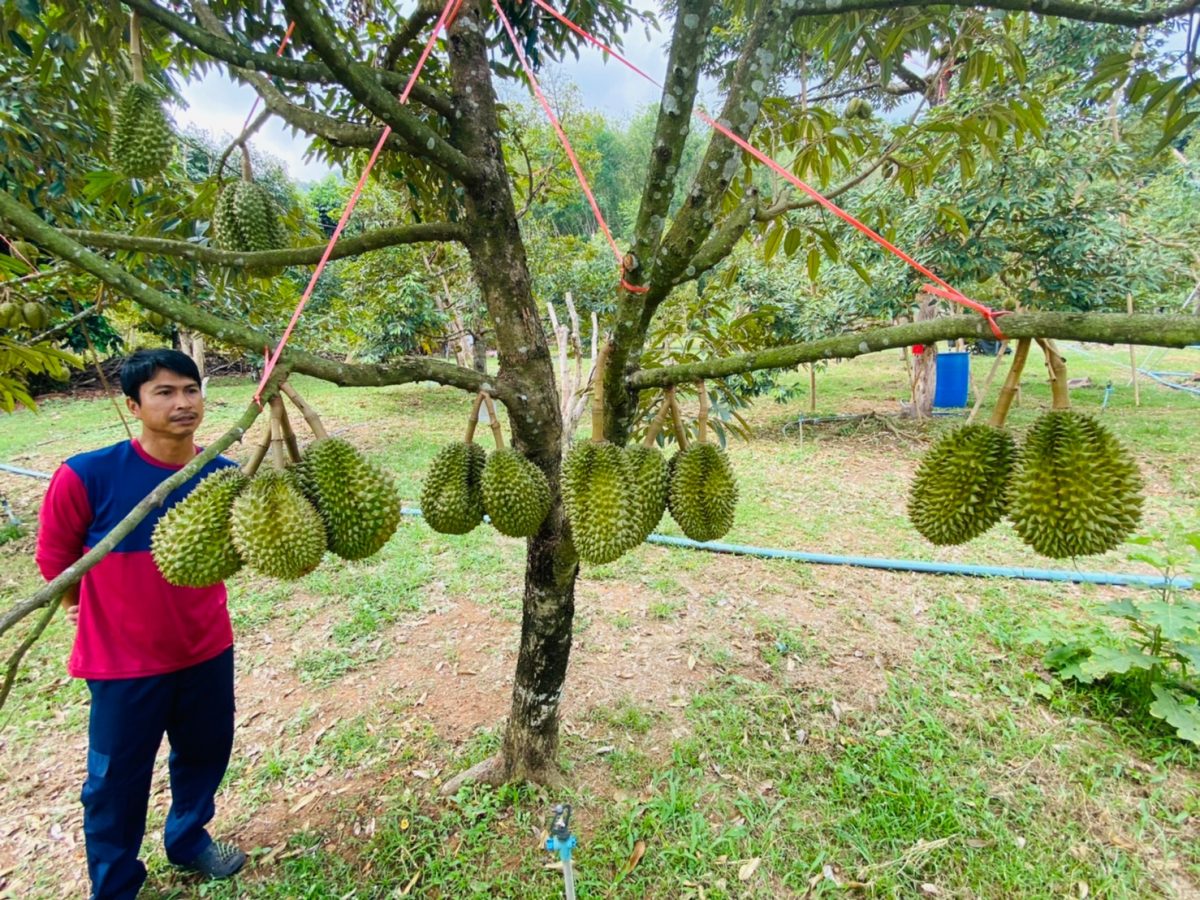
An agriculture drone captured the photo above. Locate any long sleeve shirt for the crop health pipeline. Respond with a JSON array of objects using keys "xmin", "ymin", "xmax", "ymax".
[{"xmin": 35, "ymin": 438, "xmax": 239, "ymax": 679}]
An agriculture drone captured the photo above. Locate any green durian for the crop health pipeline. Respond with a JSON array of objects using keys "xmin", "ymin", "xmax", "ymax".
[
  {"xmin": 481, "ymin": 447, "xmax": 552, "ymax": 538},
  {"xmin": 421, "ymin": 441, "xmax": 487, "ymax": 535},
  {"xmin": 213, "ymin": 180, "xmax": 288, "ymax": 258},
  {"xmin": 1007, "ymin": 410, "xmax": 1143, "ymax": 559},
  {"xmin": 294, "ymin": 438, "xmax": 401, "ymax": 560},
  {"xmin": 229, "ymin": 469, "xmax": 327, "ymax": 579},
  {"xmin": 908, "ymin": 424, "xmax": 1015, "ymax": 546},
  {"xmin": 562, "ymin": 441, "xmax": 639, "ymax": 564},
  {"xmin": 668, "ymin": 444, "xmax": 738, "ymax": 543},
  {"xmin": 152, "ymin": 467, "xmax": 247, "ymax": 587},
  {"xmin": 111, "ymin": 82, "xmax": 176, "ymax": 179},
  {"xmin": 21, "ymin": 302, "xmax": 50, "ymax": 330},
  {"xmin": 625, "ymin": 445, "xmax": 668, "ymax": 543}
]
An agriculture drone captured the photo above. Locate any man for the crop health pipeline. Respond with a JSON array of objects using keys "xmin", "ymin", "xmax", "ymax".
[{"xmin": 36, "ymin": 349, "xmax": 246, "ymax": 900}]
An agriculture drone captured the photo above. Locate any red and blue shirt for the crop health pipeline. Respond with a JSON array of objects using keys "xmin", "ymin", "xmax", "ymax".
[{"xmin": 36, "ymin": 439, "xmax": 239, "ymax": 680}]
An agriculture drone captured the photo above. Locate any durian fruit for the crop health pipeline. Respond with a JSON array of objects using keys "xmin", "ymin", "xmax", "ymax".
[
  {"xmin": 144, "ymin": 310, "xmax": 169, "ymax": 329},
  {"xmin": 11, "ymin": 241, "xmax": 37, "ymax": 266},
  {"xmin": 152, "ymin": 467, "xmax": 247, "ymax": 587},
  {"xmin": 229, "ymin": 469, "xmax": 327, "ymax": 579},
  {"xmin": 421, "ymin": 441, "xmax": 487, "ymax": 535},
  {"xmin": 668, "ymin": 443, "xmax": 738, "ymax": 543},
  {"xmin": 0, "ymin": 301, "xmax": 19, "ymax": 329},
  {"xmin": 907, "ymin": 424, "xmax": 1015, "ymax": 546},
  {"xmin": 213, "ymin": 180, "xmax": 288, "ymax": 255},
  {"xmin": 1007, "ymin": 410, "xmax": 1143, "ymax": 559},
  {"xmin": 625, "ymin": 445, "xmax": 668, "ymax": 543},
  {"xmin": 562, "ymin": 441, "xmax": 640, "ymax": 564},
  {"xmin": 844, "ymin": 97, "xmax": 873, "ymax": 121},
  {"xmin": 294, "ymin": 438, "xmax": 401, "ymax": 559},
  {"xmin": 21, "ymin": 302, "xmax": 50, "ymax": 330},
  {"xmin": 111, "ymin": 82, "xmax": 176, "ymax": 179},
  {"xmin": 481, "ymin": 447, "xmax": 552, "ymax": 538}
]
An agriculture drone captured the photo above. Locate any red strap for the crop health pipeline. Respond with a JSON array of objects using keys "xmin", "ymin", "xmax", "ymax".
[
  {"xmin": 491, "ymin": 0, "xmax": 648, "ymax": 293},
  {"xmin": 254, "ymin": 0, "xmax": 462, "ymax": 403}
]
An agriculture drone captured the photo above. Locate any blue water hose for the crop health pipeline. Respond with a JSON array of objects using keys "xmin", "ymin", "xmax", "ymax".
[
  {"xmin": 400, "ymin": 509, "xmax": 1192, "ymax": 591},
  {"xmin": 1139, "ymin": 369, "xmax": 1200, "ymax": 398}
]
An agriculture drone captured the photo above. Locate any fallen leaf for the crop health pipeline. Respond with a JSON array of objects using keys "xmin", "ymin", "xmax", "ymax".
[
  {"xmin": 289, "ymin": 790, "xmax": 320, "ymax": 814},
  {"xmin": 411, "ymin": 769, "xmax": 433, "ymax": 780},
  {"xmin": 620, "ymin": 839, "xmax": 646, "ymax": 877},
  {"xmin": 397, "ymin": 869, "xmax": 421, "ymax": 896},
  {"xmin": 1077, "ymin": 882, "xmax": 1090, "ymax": 899},
  {"xmin": 687, "ymin": 655, "xmax": 697, "ymax": 671},
  {"xmin": 919, "ymin": 884, "xmax": 941, "ymax": 896},
  {"xmin": 738, "ymin": 857, "xmax": 761, "ymax": 881}
]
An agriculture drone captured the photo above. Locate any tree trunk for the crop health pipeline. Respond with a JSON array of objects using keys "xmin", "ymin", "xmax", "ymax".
[
  {"xmin": 472, "ymin": 329, "xmax": 487, "ymax": 374},
  {"xmin": 909, "ymin": 294, "xmax": 938, "ymax": 419}
]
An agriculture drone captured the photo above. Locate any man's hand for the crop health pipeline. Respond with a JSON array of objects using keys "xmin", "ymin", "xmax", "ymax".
[{"xmin": 61, "ymin": 585, "xmax": 80, "ymax": 627}]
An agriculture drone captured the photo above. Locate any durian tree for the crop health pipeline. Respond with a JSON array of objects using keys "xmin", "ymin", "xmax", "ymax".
[{"xmin": 3, "ymin": 0, "xmax": 1200, "ymax": 788}]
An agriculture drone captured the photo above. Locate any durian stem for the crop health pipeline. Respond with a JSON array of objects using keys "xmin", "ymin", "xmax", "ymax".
[
  {"xmin": 271, "ymin": 394, "xmax": 302, "ymax": 464},
  {"xmin": 1036, "ymin": 338, "xmax": 1070, "ymax": 410},
  {"xmin": 465, "ymin": 392, "xmax": 486, "ymax": 443},
  {"xmin": 240, "ymin": 144, "xmax": 253, "ymax": 182},
  {"xmin": 988, "ymin": 338, "xmax": 1032, "ymax": 428},
  {"xmin": 281, "ymin": 383, "xmax": 329, "ymax": 440},
  {"xmin": 129, "ymin": 11, "xmax": 145, "ymax": 83},
  {"xmin": 667, "ymin": 387, "xmax": 689, "ymax": 450},
  {"xmin": 269, "ymin": 399, "xmax": 288, "ymax": 469},
  {"xmin": 242, "ymin": 419, "xmax": 273, "ymax": 477},
  {"xmin": 966, "ymin": 341, "xmax": 1008, "ymax": 425},
  {"xmin": 697, "ymin": 380, "xmax": 709, "ymax": 445},
  {"xmin": 482, "ymin": 395, "xmax": 505, "ymax": 449},
  {"xmin": 590, "ymin": 340, "xmax": 611, "ymax": 442},
  {"xmin": 641, "ymin": 395, "xmax": 673, "ymax": 448}
]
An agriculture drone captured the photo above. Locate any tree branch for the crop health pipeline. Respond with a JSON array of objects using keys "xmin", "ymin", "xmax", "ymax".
[
  {"xmin": 790, "ymin": 0, "xmax": 1199, "ymax": 27},
  {"xmin": 63, "ymin": 223, "xmax": 464, "ymax": 267},
  {"xmin": 280, "ymin": 0, "xmax": 476, "ymax": 181},
  {"xmin": 126, "ymin": 0, "xmax": 454, "ymax": 118},
  {"xmin": 0, "ymin": 192, "xmax": 505, "ymax": 400},
  {"xmin": 628, "ymin": 313, "xmax": 1200, "ymax": 389}
]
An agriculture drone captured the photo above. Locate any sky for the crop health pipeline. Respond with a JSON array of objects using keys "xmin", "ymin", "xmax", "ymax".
[{"xmin": 172, "ymin": 5, "xmax": 670, "ymax": 184}]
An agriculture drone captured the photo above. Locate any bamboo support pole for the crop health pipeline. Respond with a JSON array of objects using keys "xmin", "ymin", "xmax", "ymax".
[
  {"xmin": 241, "ymin": 417, "xmax": 273, "ymax": 477},
  {"xmin": 668, "ymin": 387, "xmax": 689, "ymax": 450},
  {"xmin": 270, "ymin": 394, "xmax": 302, "ymax": 463},
  {"xmin": 988, "ymin": 338, "xmax": 1032, "ymax": 428},
  {"xmin": 269, "ymin": 400, "xmax": 287, "ymax": 469},
  {"xmin": 1036, "ymin": 338, "xmax": 1071, "ymax": 410},
  {"xmin": 591, "ymin": 341, "xmax": 611, "ymax": 442},
  {"xmin": 697, "ymin": 380, "xmax": 709, "ymax": 444},
  {"xmin": 129, "ymin": 11, "xmax": 145, "ymax": 83},
  {"xmin": 281, "ymin": 383, "xmax": 329, "ymax": 440},
  {"xmin": 641, "ymin": 396, "xmax": 674, "ymax": 448},
  {"xmin": 464, "ymin": 393, "xmax": 485, "ymax": 443},
  {"xmin": 966, "ymin": 342, "xmax": 1008, "ymax": 425}
]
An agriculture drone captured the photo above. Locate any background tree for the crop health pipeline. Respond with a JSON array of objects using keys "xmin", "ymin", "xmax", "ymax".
[{"xmin": 2, "ymin": 0, "xmax": 1199, "ymax": 788}]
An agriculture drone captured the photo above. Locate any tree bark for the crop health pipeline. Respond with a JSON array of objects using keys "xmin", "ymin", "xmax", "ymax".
[{"xmin": 909, "ymin": 294, "xmax": 939, "ymax": 419}]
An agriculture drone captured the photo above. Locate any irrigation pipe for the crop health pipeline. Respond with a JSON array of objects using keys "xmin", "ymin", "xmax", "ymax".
[
  {"xmin": 1139, "ymin": 369, "xmax": 1200, "ymax": 398},
  {"xmin": 396, "ymin": 509, "xmax": 1192, "ymax": 591}
]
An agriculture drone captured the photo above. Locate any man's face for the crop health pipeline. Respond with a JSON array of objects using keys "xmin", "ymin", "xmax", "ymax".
[{"xmin": 127, "ymin": 368, "xmax": 204, "ymax": 437}]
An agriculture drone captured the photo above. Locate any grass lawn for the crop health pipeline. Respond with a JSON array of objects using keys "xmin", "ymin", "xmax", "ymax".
[{"xmin": 0, "ymin": 343, "xmax": 1197, "ymax": 898}]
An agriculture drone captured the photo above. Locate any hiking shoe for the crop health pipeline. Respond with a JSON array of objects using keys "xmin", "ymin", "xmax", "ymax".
[{"xmin": 179, "ymin": 840, "xmax": 246, "ymax": 878}]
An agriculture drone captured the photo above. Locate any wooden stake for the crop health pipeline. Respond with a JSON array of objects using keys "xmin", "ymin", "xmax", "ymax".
[
  {"xmin": 966, "ymin": 342, "xmax": 1007, "ymax": 425},
  {"xmin": 281, "ymin": 383, "xmax": 330, "ymax": 440},
  {"xmin": 270, "ymin": 394, "xmax": 302, "ymax": 464},
  {"xmin": 464, "ymin": 393, "xmax": 485, "ymax": 443},
  {"xmin": 988, "ymin": 338, "xmax": 1031, "ymax": 428},
  {"xmin": 481, "ymin": 395, "xmax": 505, "ymax": 449},
  {"xmin": 808, "ymin": 364, "xmax": 817, "ymax": 415},
  {"xmin": 1128, "ymin": 294, "xmax": 1141, "ymax": 406}
]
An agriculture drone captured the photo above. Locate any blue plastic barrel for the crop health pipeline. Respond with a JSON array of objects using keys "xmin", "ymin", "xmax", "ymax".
[{"xmin": 934, "ymin": 351, "xmax": 970, "ymax": 408}]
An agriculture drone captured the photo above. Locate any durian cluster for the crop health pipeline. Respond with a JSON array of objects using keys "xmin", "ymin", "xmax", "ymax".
[
  {"xmin": 152, "ymin": 438, "xmax": 401, "ymax": 586},
  {"xmin": 0, "ymin": 300, "xmax": 51, "ymax": 330},
  {"xmin": 111, "ymin": 83, "xmax": 176, "ymax": 179},
  {"xmin": 907, "ymin": 411, "xmax": 1143, "ymax": 559},
  {"xmin": 213, "ymin": 180, "xmax": 288, "ymax": 256},
  {"xmin": 421, "ymin": 441, "xmax": 552, "ymax": 539},
  {"xmin": 844, "ymin": 98, "xmax": 873, "ymax": 121}
]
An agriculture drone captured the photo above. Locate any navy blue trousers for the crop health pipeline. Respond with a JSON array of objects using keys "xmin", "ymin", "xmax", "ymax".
[{"xmin": 82, "ymin": 646, "xmax": 235, "ymax": 900}]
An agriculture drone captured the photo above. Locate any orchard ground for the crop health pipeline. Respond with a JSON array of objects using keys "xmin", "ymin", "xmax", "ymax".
[{"xmin": 1, "ymin": 343, "xmax": 1198, "ymax": 898}]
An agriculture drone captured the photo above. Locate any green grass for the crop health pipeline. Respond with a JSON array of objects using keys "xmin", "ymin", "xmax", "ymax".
[{"xmin": 3, "ymin": 349, "xmax": 1199, "ymax": 897}]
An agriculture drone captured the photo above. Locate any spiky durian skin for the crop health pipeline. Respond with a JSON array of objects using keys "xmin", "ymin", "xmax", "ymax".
[
  {"xmin": 212, "ymin": 181, "xmax": 287, "ymax": 255},
  {"xmin": 294, "ymin": 438, "xmax": 401, "ymax": 560},
  {"xmin": 668, "ymin": 444, "xmax": 738, "ymax": 543},
  {"xmin": 481, "ymin": 448, "xmax": 552, "ymax": 538},
  {"xmin": 152, "ymin": 467, "xmax": 246, "ymax": 587},
  {"xmin": 625, "ymin": 445, "xmax": 668, "ymax": 543},
  {"xmin": 229, "ymin": 470, "xmax": 327, "ymax": 579},
  {"xmin": 111, "ymin": 83, "xmax": 175, "ymax": 179},
  {"xmin": 1007, "ymin": 411, "xmax": 1144, "ymax": 559},
  {"xmin": 907, "ymin": 424, "xmax": 1015, "ymax": 546},
  {"xmin": 562, "ymin": 442, "xmax": 639, "ymax": 564},
  {"xmin": 421, "ymin": 442, "xmax": 487, "ymax": 535}
]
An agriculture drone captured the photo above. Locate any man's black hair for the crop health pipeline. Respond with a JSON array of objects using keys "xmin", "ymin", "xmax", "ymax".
[{"xmin": 119, "ymin": 349, "xmax": 202, "ymax": 402}]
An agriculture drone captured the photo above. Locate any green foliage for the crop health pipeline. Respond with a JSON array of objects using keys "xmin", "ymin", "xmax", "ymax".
[
  {"xmin": 1025, "ymin": 533, "xmax": 1200, "ymax": 745},
  {"xmin": 0, "ymin": 335, "xmax": 77, "ymax": 412}
]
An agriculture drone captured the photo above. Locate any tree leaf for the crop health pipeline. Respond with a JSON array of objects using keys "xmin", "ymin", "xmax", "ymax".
[{"xmin": 1148, "ymin": 685, "xmax": 1200, "ymax": 744}]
